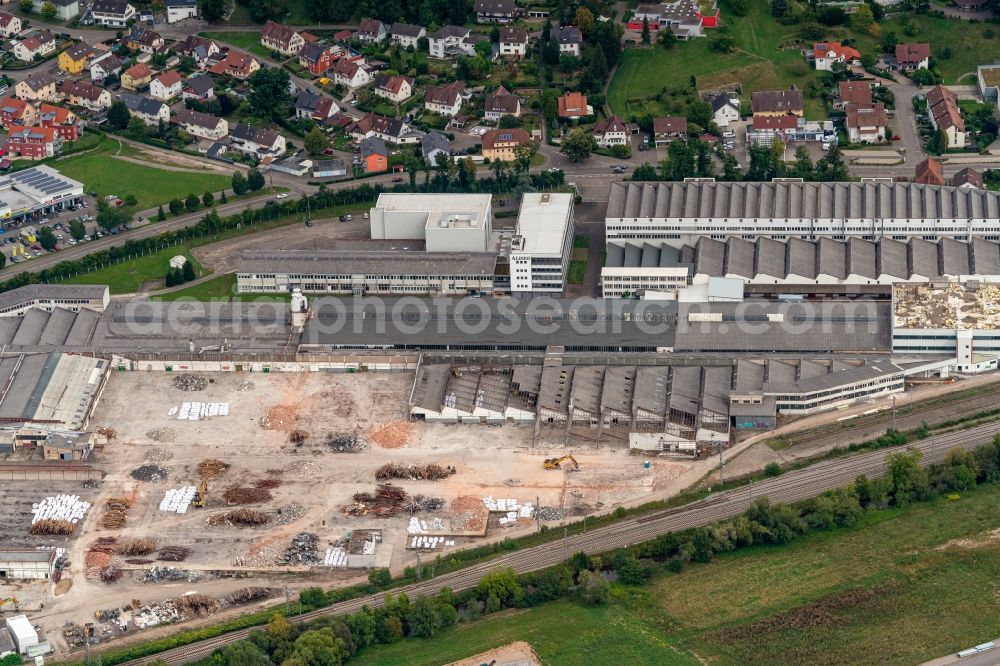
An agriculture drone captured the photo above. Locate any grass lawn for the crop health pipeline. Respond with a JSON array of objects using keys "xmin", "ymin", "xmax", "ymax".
[
  {"xmin": 199, "ymin": 31, "xmax": 260, "ymax": 50},
  {"xmin": 54, "ymin": 139, "xmax": 230, "ymax": 211},
  {"xmin": 659, "ymin": 485, "xmax": 1000, "ymax": 665},
  {"xmin": 59, "ymin": 242, "xmax": 208, "ymax": 294},
  {"xmin": 153, "ymin": 273, "xmax": 290, "ymax": 301},
  {"xmin": 350, "ymin": 599, "xmax": 698, "ymax": 666},
  {"xmin": 567, "ymin": 259, "xmax": 587, "ymax": 284},
  {"xmin": 574, "ymin": 234, "xmax": 591, "ymax": 249}
]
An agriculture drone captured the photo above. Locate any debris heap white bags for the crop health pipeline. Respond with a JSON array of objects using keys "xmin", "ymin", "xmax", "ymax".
[
  {"xmin": 176, "ymin": 402, "xmax": 230, "ymax": 421},
  {"xmin": 32, "ymin": 495, "xmax": 91, "ymax": 524},
  {"xmin": 323, "ymin": 547, "xmax": 348, "ymax": 567},
  {"xmin": 409, "ymin": 535, "xmax": 455, "ymax": 549},
  {"xmin": 159, "ymin": 486, "xmax": 197, "ymax": 514},
  {"xmin": 482, "ymin": 497, "xmax": 534, "ymax": 525}
]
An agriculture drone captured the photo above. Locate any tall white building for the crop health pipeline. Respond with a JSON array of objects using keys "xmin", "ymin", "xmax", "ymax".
[
  {"xmin": 369, "ymin": 193, "xmax": 493, "ymax": 253},
  {"xmin": 509, "ymin": 193, "xmax": 575, "ymax": 294}
]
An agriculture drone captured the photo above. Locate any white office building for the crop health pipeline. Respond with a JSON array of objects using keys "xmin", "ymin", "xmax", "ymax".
[
  {"xmin": 369, "ymin": 193, "xmax": 493, "ymax": 253},
  {"xmin": 509, "ymin": 193, "xmax": 575, "ymax": 294}
]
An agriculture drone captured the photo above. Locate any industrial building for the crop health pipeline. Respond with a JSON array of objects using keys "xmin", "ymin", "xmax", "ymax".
[
  {"xmin": 606, "ymin": 180, "xmax": 1000, "ymax": 249},
  {"xmin": 602, "ymin": 236, "xmax": 1000, "ymax": 298},
  {"xmin": 408, "ymin": 357, "xmax": 930, "ymax": 450},
  {"xmin": 0, "ymin": 549, "xmax": 56, "ymax": 579},
  {"xmin": 369, "ymin": 193, "xmax": 494, "ymax": 253},
  {"xmin": 0, "ymin": 352, "xmax": 110, "ymax": 435},
  {"xmin": 509, "ymin": 192, "xmax": 575, "ymax": 294},
  {"xmin": 0, "ymin": 165, "xmax": 85, "ymax": 221},
  {"xmin": 0, "ymin": 284, "xmax": 109, "ymax": 317}
]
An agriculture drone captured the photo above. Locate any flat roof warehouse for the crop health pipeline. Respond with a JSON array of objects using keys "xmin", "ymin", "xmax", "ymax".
[{"xmin": 0, "ymin": 165, "xmax": 84, "ymax": 219}]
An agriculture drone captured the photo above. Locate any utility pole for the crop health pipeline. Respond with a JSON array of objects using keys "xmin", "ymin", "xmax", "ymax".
[
  {"xmin": 718, "ymin": 449, "xmax": 724, "ymax": 485},
  {"xmin": 891, "ymin": 395, "xmax": 897, "ymax": 431},
  {"xmin": 283, "ymin": 586, "xmax": 290, "ymax": 615},
  {"xmin": 536, "ymin": 494, "xmax": 540, "ymax": 532},
  {"xmin": 563, "ymin": 526, "xmax": 568, "ymax": 559}
]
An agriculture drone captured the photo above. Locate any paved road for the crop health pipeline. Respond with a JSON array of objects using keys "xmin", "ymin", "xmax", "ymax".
[
  {"xmin": 921, "ymin": 641, "xmax": 1000, "ymax": 666},
  {"xmin": 93, "ymin": 421, "xmax": 1000, "ymax": 666}
]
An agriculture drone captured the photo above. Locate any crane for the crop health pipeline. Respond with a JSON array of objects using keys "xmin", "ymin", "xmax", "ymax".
[
  {"xmin": 192, "ymin": 478, "xmax": 209, "ymax": 508},
  {"xmin": 543, "ymin": 454, "xmax": 579, "ymax": 470}
]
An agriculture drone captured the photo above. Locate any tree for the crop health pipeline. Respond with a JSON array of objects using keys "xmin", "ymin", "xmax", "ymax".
[
  {"xmin": 40, "ymin": 1, "xmax": 56, "ymax": 19},
  {"xmin": 96, "ymin": 201, "xmax": 130, "ymax": 232},
  {"xmin": 367, "ymin": 568, "xmax": 392, "ymax": 588},
  {"xmin": 616, "ymin": 557, "xmax": 648, "ymax": 585},
  {"xmin": 165, "ymin": 268, "xmax": 182, "ymax": 288},
  {"xmin": 125, "ymin": 117, "xmax": 147, "ymax": 139},
  {"xmin": 184, "ymin": 193, "xmax": 200, "ymax": 212},
  {"xmin": 476, "ymin": 567, "xmax": 522, "ymax": 607},
  {"xmin": 247, "ymin": 68, "xmax": 292, "ymax": 119},
  {"xmin": 575, "ymin": 6, "xmax": 595, "ymax": 34},
  {"xmin": 156, "ymin": 205, "xmax": 166, "ymax": 221},
  {"xmin": 231, "ymin": 171, "xmax": 249, "ymax": 195},
  {"xmin": 591, "ymin": 22, "xmax": 622, "ymax": 68},
  {"xmin": 791, "ymin": 145, "xmax": 814, "ymax": 180},
  {"xmin": 200, "ymin": 0, "xmax": 227, "ymax": 22},
  {"xmin": 658, "ymin": 27, "xmax": 677, "ymax": 49},
  {"xmin": 725, "ymin": 0, "xmax": 748, "ymax": 16},
  {"xmin": 182, "ymin": 258, "xmax": 196, "ymax": 282},
  {"xmin": 220, "ymin": 190, "xmax": 228, "ymax": 203},
  {"xmin": 304, "ymin": 126, "xmax": 329, "ymax": 155},
  {"xmin": 577, "ymin": 569, "xmax": 610, "ymax": 606},
  {"xmin": 69, "ymin": 219, "xmax": 86, "ymax": 241},
  {"xmin": 406, "ymin": 596, "xmax": 442, "ymax": 639},
  {"xmin": 763, "ymin": 462, "xmax": 782, "ymax": 477},
  {"xmin": 108, "ymin": 100, "xmax": 131, "ymax": 130},
  {"xmin": 711, "ymin": 34, "xmax": 736, "ymax": 53},
  {"xmin": 641, "ymin": 17, "xmax": 651, "ymax": 45},
  {"xmin": 887, "ymin": 450, "xmax": 929, "ymax": 507},
  {"xmin": 665, "ymin": 139, "xmax": 695, "ymax": 180},
  {"xmin": 851, "ymin": 4, "xmax": 877, "ymax": 37},
  {"xmin": 561, "ymin": 128, "xmax": 596, "ymax": 163},
  {"xmin": 38, "ymin": 226, "xmax": 57, "ymax": 251},
  {"xmin": 0, "ymin": 252, "xmax": 5, "ymax": 270},
  {"xmin": 168, "ymin": 197, "xmax": 183, "ymax": 215},
  {"xmin": 123, "ymin": 194, "xmax": 138, "ymax": 207},
  {"xmin": 816, "ymin": 143, "xmax": 849, "ymax": 181},
  {"xmin": 771, "ymin": 0, "xmax": 788, "ymax": 17},
  {"xmin": 881, "ymin": 31, "xmax": 898, "ymax": 54},
  {"xmin": 19, "ymin": 0, "xmax": 33, "ymax": 12},
  {"xmin": 287, "ymin": 629, "xmax": 349, "ymax": 666},
  {"xmin": 247, "ymin": 168, "xmax": 265, "ymax": 191},
  {"xmin": 219, "ymin": 641, "xmax": 272, "ymax": 666}
]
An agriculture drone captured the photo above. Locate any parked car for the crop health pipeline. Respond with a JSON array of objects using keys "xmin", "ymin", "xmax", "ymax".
[
  {"xmin": 275, "ymin": 193, "xmax": 288, "ymax": 199},
  {"xmin": 392, "ymin": 177, "xmax": 404, "ymax": 183}
]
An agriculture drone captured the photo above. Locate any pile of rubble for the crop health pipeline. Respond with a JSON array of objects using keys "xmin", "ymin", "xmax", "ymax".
[
  {"xmin": 327, "ymin": 433, "xmax": 366, "ymax": 453},
  {"xmin": 451, "ymin": 511, "xmax": 486, "ymax": 532},
  {"xmin": 208, "ymin": 509, "xmax": 272, "ymax": 527},
  {"xmin": 30, "ymin": 519, "xmax": 75, "ymax": 535},
  {"xmin": 375, "ymin": 463, "xmax": 455, "ymax": 481},
  {"xmin": 235, "ymin": 379, "xmax": 255, "ymax": 392},
  {"xmin": 368, "ymin": 421, "xmax": 413, "ymax": 449},
  {"xmin": 225, "ymin": 587, "xmax": 273, "ymax": 605},
  {"xmin": 404, "ymin": 495, "xmax": 446, "ymax": 514},
  {"xmin": 116, "ymin": 538, "xmax": 156, "ymax": 557},
  {"xmin": 274, "ymin": 503, "xmax": 304, "ymax": 525},
  {"xmin": 133, "ymin": 600, "xmax": 181, "ymax": 629},
  {"xmin": 568, "ymin": 504, "xmax": 593, "ymax": 516},
  {"xmin": 172, "ymin": 374, "xmax": 208, "ymax": 391},
  {"xmin": 175, "ymin": 594, "xmax": 220, "ymax": 617},
  {"xmin": 284, "ymin": 459, "xmax": 322, "ymax": 475},
  {"xmin": 536, "ymin": 506, "xmax": 564, "ymax": 521},
  {"xmin": 223, "ymin": 486, "xmax": 273, "ymax": 505},
  {"xmin": 101, "ymin": 497, "xmax": 130, "ymax": 529},
  {"xmin": 255, "ymin": 479, "xmax": 282, "ymax": 489},
  {"xmin": 85, "ymin": 537, "xmax": 117, "ymax": 570},
  {"xmin": 347, "ymin": 484, "xmax": 409, "ymax": 518},
  {"xmin": 131, "ymin": 465, "xmax": 169, "ymax": 482},
  {"xmin": 143, "ymin": 566, "xmax": 201, "ymax": 583},
  {"xmin": 197, "ymin": 459, "xmax": 230, "ymax": 479},
  {"xmin": 96, "ymin": 425, "xmax": 117, "ymax": 440},
  {"xmin": 282, "ymin": 532, "xmax": 320, "ymax": 565},
  {"xmin": 144, "ymin": 447, "xmax": 174, "ymax": 462},
  {"xmin": 156, "ymin": 545, "xmax": 192, "ymax": 562},
  {"xmin": 261, "ymin": 405, "xmax": 298, "ymax": 430},
  {"xmin": 234, "ymin": 544, "xmax": 282, "ymax": 568},
  {"xmin": 289, "ymin": 429, "xmax": 309, "ymax": 445},
  {"xmin": 145, "ymin": 428, "xmax": 176, "ymax": 443}
]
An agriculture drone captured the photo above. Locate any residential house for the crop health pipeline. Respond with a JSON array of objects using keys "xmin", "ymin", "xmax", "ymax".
[
  {"xmin": 208, "ymin": 50, "xmax": 261, "ymax": 80},
  {"xmin": 369, "ymin": 113, "xmax": 421, "ymax": 144},
  {"xmin": 895, "ymin": 43, "xmax": 930, "ymax": 71},
  {"xmin": 312, "ymin": 159, "xmax": 347, "ymax": 178},
  {"xmin": 653, "ymin": 116, "xmax": 688, "ymax": 145},
  {"xmin": 357, "ymin": 18, "xmax": 387, "ymax": 44},
  {"xmin": 0, "ymin": 12, "xmax": 22, "ymax": 38},
  {"xmin": 475, "ymin": 0, "xmax": 517, "ymax": 23},
  {"xmin": 594, "ymin": 116, "xmax": 629, "ymax": 148},
  {"xmin": 952, "ymin": 167, "xmax": 983, "ymax": 189},
  {"xmin": 927, "ymin": 84, "xmax": 966, "ymax": 149},
  {"xmin": 482, "ymin": 127, "xmax": 532, "ymax": 161},
  {"xmin": 48, "ymin": 0, "xmax": 80, "ymax": 20},
  {"xmin": 13, "ymin": 31, "xmax": 56, "ymax": 62},
  {"xmin": 553, "ymin": 26, "xmax": 582, "ymax": 57},
  {"xmin": 835, "ymin": 81, "xmax": 873, "ymax": 111},
  {"xmin": 38, "ymin": 104, "xmax": 79, "ymax": 141},
  {"xmin": 58, "ymin": 42, "xmax": 104, "ymax": 75},
  {"xmin": 229, "ymin": 122, "xmax": 287, "ymax": 157},
  {"xmin": 166, "ymin": 0, "xmax": 198, "ymax": 23},
  {"xmin": 123, "ymin": 26, "xmax": 164, "ymax": 54},
  {"xmin": 373, "ymin": 74, "xmax": 413, "ymax": 104},
  {"xmin": 747, "ymin": 114, "xmax": 797, "ymax": 146},
  {"xmin": 15, "ymin": 74, "xmax": 57, "ymax": 103},
  {"xmin": 0, "ymin": 97, "xmax": 36, "ymax": 129},
  {"xmin": 150, "ymin": 70, "xmax": 183, "ymax": 101},
  {"xmin": 298, "ymin": 42, "xmax": 337, "ymax": 76},
  {"xmin": 751, "ymin": 89, "xmax": 803, "ymax": 117},
  {"xmin": 389, "ymin": 22, "xmax": 425, "ymax": 49},
  {"xmin": 424, "ymin": 81, "xmax": 465, "ymax": 117},
  {"xmin": 60, "ymin": 80, "xmax": 112, "ymax": 111},
  {"xmin": 119, "ymin": 91, "xmax": 170, "ymax": 125},
  {"xmin": 89, "ymin": 0, "xmax": 136, "ymax": 27},
  {"xmin": 175, "ymin": 35, "xmax": 221, "ymax": 68},
  {"xmin": 172, "ymin": 108, "xmax": 228, "ymax": 140},
  {"xmin": 294, "ymin": 89, "xmax": 338, "ymax": 121},
  {"xmin": 182, "ymin": 73, "xmax": 214, "ymax": 101},
  {"xmin": 421, "ymin": 131, "xmax": 451, "ymax": 164},
  {"xmin": 121, "ymin": 63, "xmax": 153, "ymax": 91},
  {"xmin": 89, "ymin": 53, "xmax": 122, "ymax": 83},
  {"xmin": 261, "ymin": 20, "xmax": 304, "ymax": 56},
  {"xmin": 360, "ymin": 136, "xmax": 388, "ymax": 172},
  {"xmin": 332, "ymin": 58, "xmax": 371, "ymax": 89},
  {"xmin": 428, "ymin": 25, "xmax": 473, "ymax": 59},
  {"xmin": 845, "ymin": 103, "xmax": 888, "ymax": 143},
  {"xmin": 3, "ymin": 126, "xmax": 61, "ymax": 160},
  {"xmin": 710, "ymin": 94, "xmax": 740, "ymax": 127},
  {"xmin": 914, "ymin": 156, "xmax": 945, "ymax": 185},
  {"xmin": 812, "ymin": 41, "xmax": 861, "ymax": 71},
  {"xmin": 557, "ymin": 91, "xmax": 592, "ymax": 118},
  {"xmin": 499, "ymin": 27, "xmax": 529, "ymax": 58},
  {"xmin": 484, "ymin": 85, "xmax": 520, "ymax": 121}
]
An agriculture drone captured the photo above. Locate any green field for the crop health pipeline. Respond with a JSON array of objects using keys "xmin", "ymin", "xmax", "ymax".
[
  {"xmin": 609, "ymin": 1, "xmax": 1000, "ymax": 118},
  {"xmin": 567, "ymin": 259, "xmax": 587, "ymax": 284},
  {"xmin": 55, "ymin": 139, "xmax": 231, "ymax": 211},
  {"xmin": 58, "ymin": 243, "xmax": 208, "ymax": 294},
  {"xmin": 199, "ymin": 31, "xmax": 274, "ymax": 58},
  {"xmin": 350, "ymin": 599, "xmax": 698, "ymax": 666}
]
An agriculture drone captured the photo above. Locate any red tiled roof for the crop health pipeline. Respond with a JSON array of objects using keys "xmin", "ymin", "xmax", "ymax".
[
  {"xmin": 752, "ymin": 114, "xmax": 798, "ymax": 130},
  {"xmin": 914, "ymin": 157, "xmax": 945, "ymax": 185},
  {"xmin": 896, "ymin": 43, "xmax": 930, "ymax": 65}
]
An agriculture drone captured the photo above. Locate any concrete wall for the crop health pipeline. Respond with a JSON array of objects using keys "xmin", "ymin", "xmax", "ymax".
[{"xmin": 369, "ymin": 208, "xmax": 427, "ymax": 240}]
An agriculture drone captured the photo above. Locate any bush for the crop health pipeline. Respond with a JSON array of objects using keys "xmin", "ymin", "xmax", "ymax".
[{"xmin": 764, "ymin": 462, "xmax": 782, "ymax": 477}]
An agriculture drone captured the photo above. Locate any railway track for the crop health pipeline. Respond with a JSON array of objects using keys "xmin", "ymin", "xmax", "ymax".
[{"xmin": 109, "ymin": 422, "xmax": 1000, "ymax": 666}]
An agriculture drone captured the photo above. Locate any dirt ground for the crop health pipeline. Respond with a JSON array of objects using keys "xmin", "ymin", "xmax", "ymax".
[
  {"xmin": 14, "ymin": 370, "xmax": 691, "ymax": 657},
  {"xmin": 447, "ymin": 641, "xmax": 541, "ymax": 666}
]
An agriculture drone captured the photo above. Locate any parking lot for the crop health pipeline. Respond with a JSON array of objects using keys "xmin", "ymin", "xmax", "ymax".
[{"xmin": 1, "ymin": 195, "xmax": 127, "ymax": 265}]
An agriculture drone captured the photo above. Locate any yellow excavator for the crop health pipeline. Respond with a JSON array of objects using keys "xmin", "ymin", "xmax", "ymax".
[
  {"xmin": 543, "ymin": 454, "xmax": 579, "ymax": 470},
  {"xmin": 0, "ymin": 597, "xmax": 19, "ymax": 613},
  {"xmin": 192, "ymin": 478, "xmax": 209, "ymax": 508}
]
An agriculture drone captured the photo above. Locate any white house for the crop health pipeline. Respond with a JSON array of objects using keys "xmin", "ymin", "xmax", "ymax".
[
  {"xmin": 553, "ymin": 26, "xmax": 582, "ymax": 57},
  {"xmin": 424, "ymin": 81, "xmax": 465, "ymax": 117},
  {"xmin": 165, "ymin": 0, "xmax": 197, "ymax": 23},
  {"xmin": 12, "ymin": 32, "xmax": 56, "ymax": 62},
  {"xmin": 428, "ymin": 25, "xmax": 472, "ymax": 59},
  {"xmin": 594, "ymin": 116, "xmax": 628, "ymax": 148},
  {"xmin": 499, "ymin": 27, "xmax": 529, "ymax": 58},
  {"xmin": 927, "ymin": 85, "xmax": 966, "ymax": 149},
  {"xmin": 711, "ymin": 94, "xmax": 740, "ymax": 128},
  {"xmin": 172, "ymin": 108, "xmax": 228, "ymax": 140},
  {"xmin": 119, "ymin": 92, "xmax": 170, "ymax": 126},
  {"xmin": 484, "ymin": 85, "xmax": 521, "ymax": 121},
  {"xmin": 149, "ymin": 70, "xmax": 183, "ymax": 101},
  {"xmin": 373, "ymin": 74, "xmax": 413, "ymax": 104},
  {"xmin": 812, "ymin": 41, "xmax": 861, "ymax": 71},
  {"xmin": 230, "ymin": 122, "xmax": 286, "ymax": 157},
  {"xmin": 357, "ymin": 18, "xmax": 387, "ymax": 44},
  {"xmin": 89, "ymin": 0, "xmax": 136, "ymax": 27},
  {"xmin": 389, "ymin": 22, "xmax": 425, "ymax": 49},
  {"xmin": 332, "ymin": 58, "xmax": 371, "ymax": 89},
  {"xmin": 89, "ymin": 53, "xmax": 122, "ymax": 82},
  {"xmin": 845, "ymin": 103, "xmax": 889, "ymax": 144},
  {"xmin": 0, "ymin": 12, "xmax": 23, "ymax": 38}
]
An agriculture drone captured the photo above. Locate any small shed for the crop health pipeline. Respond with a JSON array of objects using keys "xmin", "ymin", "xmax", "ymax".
[
  {"xmin": 169, "ymin": 255, "xmax": 187, "ymax": 269},
  {"xmin": 5, "ymin": 615, "xmax": 38, "ymax": 655}
]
